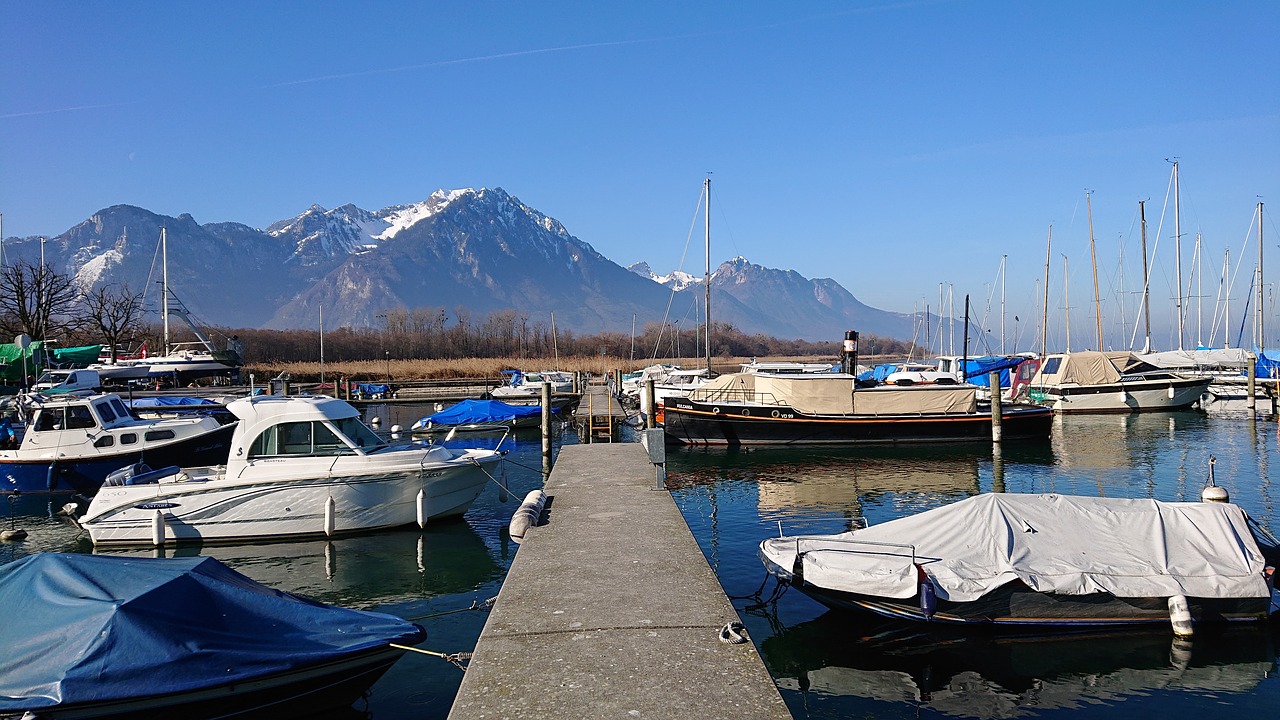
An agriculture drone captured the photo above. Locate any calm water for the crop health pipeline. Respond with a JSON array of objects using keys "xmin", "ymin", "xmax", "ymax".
[{"xmin": 1, "ymin": 405, "xmax": 1277, "ymax": 719}]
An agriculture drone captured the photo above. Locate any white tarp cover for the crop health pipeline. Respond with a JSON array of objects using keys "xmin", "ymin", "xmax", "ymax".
[
  {"xmin": 761, "ymin": 493, "xmax": 1270, "ymax": 602},
  {"xmin": 1139, "ymin": 348, "xmax": 1252, "ymax": 370}
]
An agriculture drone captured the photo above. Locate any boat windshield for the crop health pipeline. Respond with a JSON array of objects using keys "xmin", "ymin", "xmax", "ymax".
[{"xmin": 332, "ymin": 416, "xmax": 384, "ymax": 449}]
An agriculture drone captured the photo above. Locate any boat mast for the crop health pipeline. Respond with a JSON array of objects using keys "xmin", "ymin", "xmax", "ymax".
[
  {"xmin": 1194, "ymin": 232, "xmax": 1203, "ymax": 348},
  {"xmin": 1258, "ymin": 201, "xmax": 1265, "ymax": 352},
  {"xmin": 1087, "ymin": 191, "xmax": 1102, "ymax": 349},
  {"xmin": 1222, "ymin": 249, "xmax": 1231, "ymax": 349},
  {"xmin": 1000, "ymin": 254, "xmax": 1007, "ymax": 354},
  {"xmin": 703, "ymin": 177, "xmax": 712, "ymax": 373},
  {"xmin": 1139, "ymin": 201, "xmax": 1152, "ymax": 353},
  {"xmin": 1063, "ymin": 254, "xmax": 1071, "ymax": 353},
  {"xmin": 162, "ymin": 227, "xmax": 170, "ymax": 356},
  {"xmin": 1172, "ymin": 159, "xmax": 1184, "ymax": 350},
  {"xmin": 1041, "ymin": 225, "xmax": 1052, "ymax": 356}
]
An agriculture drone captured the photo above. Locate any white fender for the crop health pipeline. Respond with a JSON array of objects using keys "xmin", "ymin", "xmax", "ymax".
[
  {"xmin": 151, "ymin": 509, "xmax": 166, "ymax": 548},
  {"xmin": 416, "ymin": 488, "xmax": 429, "ymax": 528},
  {"xmin": 324, "ymin": 496, "xmax": 336, "ymax": 537},
  {"xmin": 509, "ymin": 489, "xmax": 547, "ymax": 544},
  {"xmin": 1168, "ymin": 595, "xmax": 1194, "ymax": 637}
]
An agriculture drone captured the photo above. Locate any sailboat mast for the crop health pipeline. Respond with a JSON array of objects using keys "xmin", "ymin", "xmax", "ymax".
[
  {"xmin": 703, "ymin": 177, "xmax": 712, "ymax": 373},
  {"xmin": 1139, "ymin": 201, "xmax": 1152, "ymax": 353},
  {"xmin": 162, "ymin": 227, "xmax": 170, "ymax": 356},
  {"xmin": 1258, "ymin": 201, "xmax": 1265, "ymax": 352},
  {"xmin": 1172, "ymin": 160, "xmax": 1184, "ymax": 349},
  {"xmin": 1041, "ymin": 225, "xmax": 1052, "ymax": 357},
  {"xmin": 1000, "ymin": 254, "xmax": 1007, "ymax": 354},
  {"xmin": 1195, "ymin": 232, "xmax": 1203, "ymax": 348},
  {"xmin": 1087, "ymin": 191, "xmax": 1102, "ymax": 349},
  {"xmin": 1063, "ymin": 254, "xmax": 1071, "ymax": 353},
  {"xmin": 1222, "ymin": 249, "xmax": 1231, "ymax": 349}
]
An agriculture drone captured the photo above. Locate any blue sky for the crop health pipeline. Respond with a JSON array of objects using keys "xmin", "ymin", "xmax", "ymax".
[{"xmin": 3, "ymin": 1, "xmax": 1277, "ymax": 348}]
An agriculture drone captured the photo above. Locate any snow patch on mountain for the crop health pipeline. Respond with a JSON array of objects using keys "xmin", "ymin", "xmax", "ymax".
[{"xmin": 627, "ymin": 261, "xmax": 703, "ymax": 291}]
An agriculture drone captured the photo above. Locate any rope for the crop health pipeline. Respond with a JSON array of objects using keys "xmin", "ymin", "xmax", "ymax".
[
  {"xmin": 390, "ymin": 643, "xmax": 473, "ymax": 670},
  {"xmin": 403, "ymin": 596, "xmax": 496, "ymax": 622},
  {"xmin": 717, "ymin": 621, "xmax": 748, "ymax": 645}
]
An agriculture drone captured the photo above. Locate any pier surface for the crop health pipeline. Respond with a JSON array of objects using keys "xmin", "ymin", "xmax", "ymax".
[
  {"xmin": 573, "ymin": 382, "xmax": 627, "ymax": 440},
  {"xmin": 448, "ymin": 443, "xmax": 790, "ymax": 720}
]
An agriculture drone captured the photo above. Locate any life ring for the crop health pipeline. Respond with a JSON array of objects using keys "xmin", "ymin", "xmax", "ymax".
[
  {"xmin": 771, "ymin": 409, "xmax": 780, "ymax": 418},
  {"xmin": 712, "ymin": 406, "xmax": 721, "ymax": 414},
  {"xmin": 741, "ymin": 409, "xmax": 750, "ymax": 416}
]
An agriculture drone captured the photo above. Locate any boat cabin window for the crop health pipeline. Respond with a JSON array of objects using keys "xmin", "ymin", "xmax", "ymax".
[
  {"xmin": 120, "ymin": 433, "xmax": 138, "ymax": 445},
  {"xmin": 32, "ymin": 406, "xmax": 98, "ymax": 432},
  {"xmin": 94, "ymin": 435, "xmax": 114, "ymax": 448},
  {"xmin": 332, "ymin": 417, "xmax": 382, "ymax": 449},
  {"xmin": 248, "ymin": 421, "xmax": 357, "ymax": 458},
  {"xmin": 1040, "ymin": 357, "xmax": 1062, "ymax": 376},
  {"xmin": 110, "ymin": 398, "xmax": 132, "ymax": 419},
  {"xmin": 144, "ymin": 429, "xmax": 175, "ymax": 441},
  {"xmin": 94, "ymin": 401, "xmax": 117, "ymax": 423}
]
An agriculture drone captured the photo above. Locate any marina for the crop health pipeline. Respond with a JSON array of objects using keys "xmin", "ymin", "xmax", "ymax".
[{"xmin": 0, "ymin": 397, "xmax": 1276, "ymax": 718}]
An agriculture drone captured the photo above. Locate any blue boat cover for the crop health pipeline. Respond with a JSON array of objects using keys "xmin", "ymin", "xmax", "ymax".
[
  {"xmin": 1257, "ymin": 353, "xmax": 1280, "ymax": 380},
  {"xmin": 127, "ymin": 396, "xmax": 219, "ymax": 407},
  {"xmin": 418, "ymin": 398, "xmax": 543, "ymax": 427},
  {"xmin": 0, "ymin": 553, "xmax": 424, "ymax": 712},
  {"xmin": 960, "ymin": 355, "xmax": 1027, "ymax": 386}
]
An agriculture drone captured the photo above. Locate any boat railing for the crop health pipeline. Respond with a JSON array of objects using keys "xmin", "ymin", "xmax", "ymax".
[
  {"xmin": 792, "ymin": 535, "xmax": 919, "ymax": 566},
  {"xmin": 689, "ymin": 388, "xmax": 785, "ymax": 406}
]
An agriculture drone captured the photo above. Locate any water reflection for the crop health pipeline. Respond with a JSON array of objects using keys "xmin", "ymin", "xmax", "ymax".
[
  {"xmin": 762, "ymin": 612, "xmax": 1279, "ymax": 719},
  {"xmin": 92, "ymin": 523, "xmax": 502, "ymax": 609}
]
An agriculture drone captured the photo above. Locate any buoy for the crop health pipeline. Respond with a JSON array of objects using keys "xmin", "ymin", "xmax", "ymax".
[
  {"xmin": 370, "ymin": 416, "xmax": 382, "ymax": 426},
  {"xmin": 445, "ymin": 427, "xmax": 458, "ymax": 442},
  {"xmin": 391, "ymin": 424, "xmax": 402, "ymax": 436},
  {"xmin": 416, "ymin": 488, "xmax": 429, "ymax": 528},
  {"xmin": 919, "ymin": 575, "xmax": 937, "ymax": 620},
  {"xmin": 1201, "ymin": 455, "xmax": 1229, "ymax": 502},
  {"xmin": 1168, "ymin": 595, "xmax": 1194, "ymax": 637},
  {"xmin": 323, "ymin": 496, "xmax": 336, "ymax": 537},
  {"xmin": 0, "ymin": 529, "xmax": 28, "ymax": 542},
  {"xmin": 508, "ymin": 489, "xmax": 547, "ymax": 543},
  {"xmin": 151, "ymin": 509, "xmax": 165, "ymax": 548}
]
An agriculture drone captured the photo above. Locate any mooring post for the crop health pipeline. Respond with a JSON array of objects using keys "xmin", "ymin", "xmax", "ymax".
[
  {"xmin": 1247, "ymin": 353, "xmax": 1257, "ymax": 412},
  {"xmin": 645, "ymin": 378, "xmax": 657, "ymax": 429},
  {"xmin": 642, "ymin": 427, "xmax": 667, "ymax": 490},
  {"xmin": 541, "ymin": 381, "xmax": 553, "ymax": 480},
  {"xmin": 989, "ymin": 371, "xmax": 1003, "ymax": 443}
]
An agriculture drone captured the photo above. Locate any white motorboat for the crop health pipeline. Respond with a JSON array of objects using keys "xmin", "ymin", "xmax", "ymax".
[
  {"xmin": 79, "ymin": 395, "xmax": 504, "ymax": 546},
  {"xmin": 1029, "ymin": 351, "xmax": 1212, "ymax": 413},
  {"xmin": 491, "ymin": 369, "xmax": 573, "ymax": 398}
]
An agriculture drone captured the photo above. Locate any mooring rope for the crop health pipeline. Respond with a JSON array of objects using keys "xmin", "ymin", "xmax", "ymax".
[
  {"xmin": 403, "ymin": 596, "xmax": 497, "ymax": 622},
  {"xmin": 390, "ymin": 643, "xmax": 473, "ymax": 670}
]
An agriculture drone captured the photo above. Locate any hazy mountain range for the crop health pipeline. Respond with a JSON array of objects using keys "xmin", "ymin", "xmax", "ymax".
[{"xmin": 2, "ymin": 188, "xmax": 917, "ymax": 342}]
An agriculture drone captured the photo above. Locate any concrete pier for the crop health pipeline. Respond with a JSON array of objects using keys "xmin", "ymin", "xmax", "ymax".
[
  {"xmin": 573, "ymin": 381, "xmax": 627, "ymax": 441},
  {"xmin": 448, "ymin": 443, "xmax": 790, "ymax": 720}
]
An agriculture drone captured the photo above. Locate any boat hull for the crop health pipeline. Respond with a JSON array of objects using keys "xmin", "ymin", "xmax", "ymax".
[
  {"xmin": 81, "ymin": 454, "xmax": 502, "ymax": 546},
  {"xmin": 0, "ymin": 423, "xmax": 237, "ymax": 495},
  {"xmin": 26, "ymin": 644, "xmax": 410, "ymax": 720},
  {"xmin": 1035, "ymin": 376, "xmax": 1212, "ymax": 414},
  {"xmin": 794, "ymin": 579, "xmax": 1271, "ymax": 628},
  {"xmin": 662, "ymin": 399, "xmax": 1054, "ymax": 446}
]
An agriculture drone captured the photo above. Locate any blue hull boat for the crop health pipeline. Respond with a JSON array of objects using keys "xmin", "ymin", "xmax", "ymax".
[{"xmin": 0, "ymin": 553, "xmax": 425, "ymax": 719}]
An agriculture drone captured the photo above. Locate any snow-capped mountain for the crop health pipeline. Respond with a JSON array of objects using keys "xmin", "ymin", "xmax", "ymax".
[{"xmin": 3, "ymin": 188, "xmax": 915, "ymax": 341}]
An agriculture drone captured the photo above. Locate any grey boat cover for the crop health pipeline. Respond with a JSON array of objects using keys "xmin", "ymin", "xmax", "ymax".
[{"xmin": 760, "ymin": 493, "xmax": 1271, "ymax": 602}]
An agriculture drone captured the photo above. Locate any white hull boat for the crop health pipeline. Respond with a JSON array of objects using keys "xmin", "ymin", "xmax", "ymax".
[
  {"xmin": 79, "ymin": 395, "xmax": 503, "ymax": 546},
  {"xmin": 1029, "ymin": 351, "xmax": 1211, "ymax": 413}
]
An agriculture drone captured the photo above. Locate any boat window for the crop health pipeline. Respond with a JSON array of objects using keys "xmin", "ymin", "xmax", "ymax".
[
  {"xmin": 144, "ymin": 429, "xmax": 175, "ymax": 441},
  {"xmin": 249, "ymin": 421, "xmax": 357, "ymax": 458},
  {"xmin": 94, "ymin": 401, "xmax": 117, "ymax": 423},
  {"xmin": 332, "ymin": 417, "xmax": 382, "ymax": 449},
  {"xmin": 94, "ymin": 435, "xmax": 114, "ymax": 448},
  {"xmin": 120, "ymin": 433, "xmax": 138, "ymax": 445},
  {"xmin": 66, "ymin": 406, "xmax": 97, "ymax": 430},
  {"xmin": 110, "ymin": 399, "xmax": 132, "ymax": 419},
  {"xmin": 32, "ymin": 409, "xmax": 62, "ymax": 432},
  {"xmin": 1041, "ymin": 357, "xmax": 1062, "ymax": 375}
]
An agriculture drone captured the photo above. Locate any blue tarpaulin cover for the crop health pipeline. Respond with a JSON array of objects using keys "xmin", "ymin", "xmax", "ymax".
[
  {"xmin": 416, "ymin": 399, "xmax": 543, "ymax": 427},
  {"xmin": 127, "ymin": 396, "xmax": 219, "ymax": 407},
  {"xmin": 0, "ymin": 553, "xmax": 424, "ymax": 712},
  {"xmin": 960, "ymin": 356, "xmax": 1027, "ymax": 386},
  {"xmin": 1257, "ymin": 352, "xmax": 1280, "ymax": 380}
]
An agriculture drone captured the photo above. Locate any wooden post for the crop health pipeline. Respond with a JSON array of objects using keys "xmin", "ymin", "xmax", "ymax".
[
  {"xmin": 645, "ymin": 378, "xmax": 657, "ymax": 429},
  {"xmin": 989, "ymin": 371, "xmax": 1003, "ymax": 443},
  {"xmin": 541, "ymin": 381, "xmax": 553, "ymax": 480}
]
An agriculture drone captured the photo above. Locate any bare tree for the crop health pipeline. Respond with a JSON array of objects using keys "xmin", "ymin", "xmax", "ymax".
[
  {"xmin": 82, "ymin": 283, "xmax": 147, "ymax": 361},
  {"xmin": 0, "ymin": 259, "xmax": 84, "ymax": 342}
]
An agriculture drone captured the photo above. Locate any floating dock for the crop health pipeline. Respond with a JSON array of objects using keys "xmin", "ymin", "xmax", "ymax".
[
  {"xmin": 448, "ymin": 442, "xmax": 790, "ymax": 720},
  {"xmin": 572, "ymin": 381, "xmax": 627, "ymax": 441}
]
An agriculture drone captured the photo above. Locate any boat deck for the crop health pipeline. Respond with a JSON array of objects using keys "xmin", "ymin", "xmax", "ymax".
[{"xmin": 448, "ymin": 442, "xmax": 790, "ymax": 720}]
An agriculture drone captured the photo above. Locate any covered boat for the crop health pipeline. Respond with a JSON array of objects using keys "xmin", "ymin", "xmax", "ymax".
[
  {"xmin": 662, "ymin": 371, "xmax": 1053, "ymax": 446},
  {"xmin": 1028, "ymin": 351, "xmax": 1212, "ymax": 413},
  {"xmin": 79, "ymin": 395, "xmax": 504, "ymax": 546},
  {"xmin": 760, "ymin": 493, "xmax": 1279, "ymax": 627},
  {"xmin": 410, "ymin": 398, "xmax": 544, "ymax": 433},
  {"xmin": 0, "ymin": 553, "xmax": 424, "ymax": 719}
]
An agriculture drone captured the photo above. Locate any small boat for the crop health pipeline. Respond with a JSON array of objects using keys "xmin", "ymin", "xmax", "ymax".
[
  {"xmin": 1029, "ymin": 350, "xmax": 1213, "ymax": 413},
  {"xmin": 0, "ymin": 553, "xmax": 424, "ymax": 719},
  {"xmin": 78, "ymin": 394, "xmax": 504, "ymax": 546},
  {"xmin": 409, "ymin": 398, "xmax": 545, "ymax": 433},
  {"xmin": 490, "ymin": 369, "xmax": 573, "ymax": 398},
  {"xmin": 662, "ymin": 370, "xmax": 1053, "ymax": 446},
  {"xmin": 760, "ymin": 492, "xmax": 1279, "ymax": 628},
  {"xmin": 0, "ymin": 391, "xmax": 236, "ymax": 495}
]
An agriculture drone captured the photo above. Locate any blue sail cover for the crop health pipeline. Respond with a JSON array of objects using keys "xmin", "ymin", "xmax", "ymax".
[
  {"xmin": 1257, "ymin": 352, "xmax": 1280, "ymax": 381},
  {"xmin": 418, "ymin": 398, "xmax": 543, "ymax": 427},
  {"xmin": 128, "ymin": 396, "xmax": 219, "ymax": 407},
  {"xmin": 0, "ymin": 553, "xmax": 424, "ymax": 712}
]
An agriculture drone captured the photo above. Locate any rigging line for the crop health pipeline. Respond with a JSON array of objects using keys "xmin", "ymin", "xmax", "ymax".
[{"xmin": 650, "ymin": 192, "xmax": 707, "ymax": 362}]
